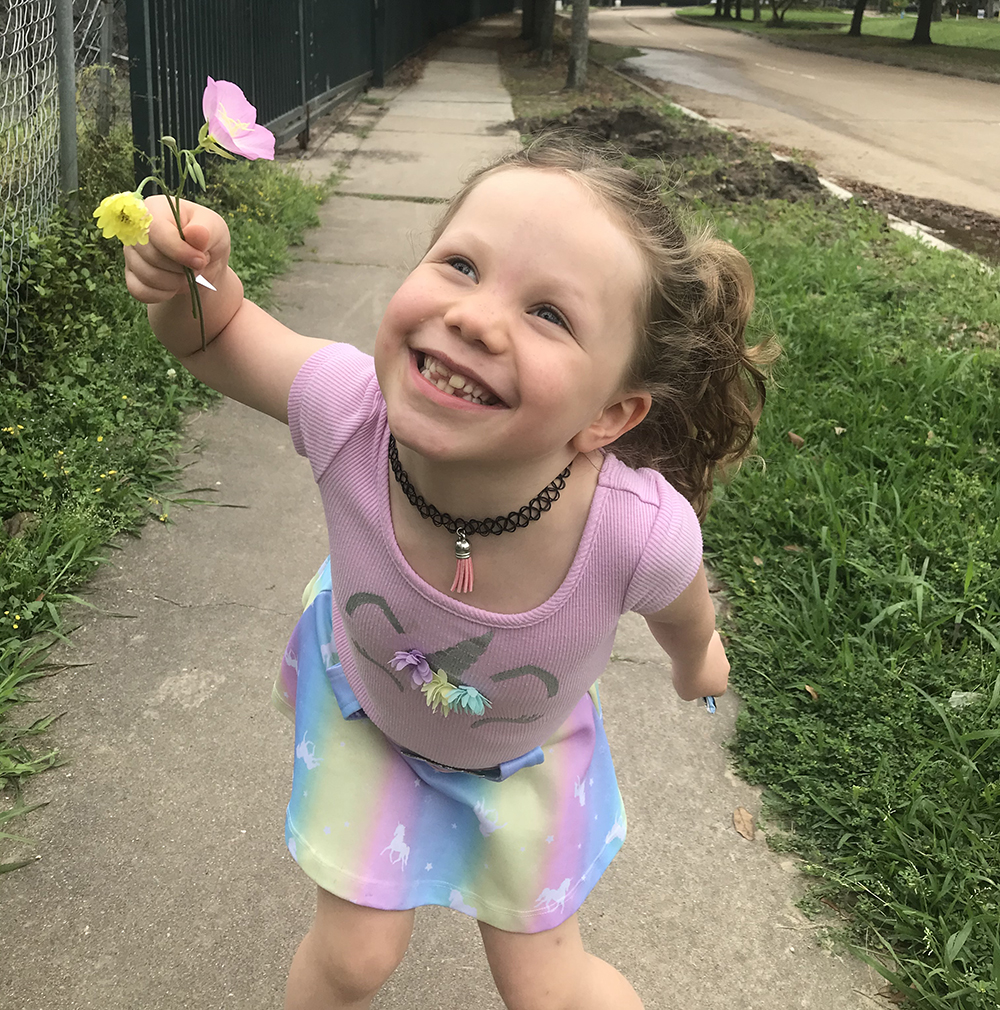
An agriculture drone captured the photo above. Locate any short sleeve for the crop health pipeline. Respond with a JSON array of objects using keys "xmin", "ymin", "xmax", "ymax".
[
  {"xmin": 623, "ymin": 473, "xmax": 704, "ymax": 616},
  {"xmin": 287, "ymin": 342, "xmax": 380, "ymax": 481}
]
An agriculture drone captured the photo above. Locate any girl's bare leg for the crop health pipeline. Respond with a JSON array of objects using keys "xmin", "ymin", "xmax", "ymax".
[
  {"xmin": 285, "ymin": 887, "xmax": 414, "ymax": 1010},
  {"xmin": 479, "ymin": 914, "xmax": 642, "ymax": 1010}
]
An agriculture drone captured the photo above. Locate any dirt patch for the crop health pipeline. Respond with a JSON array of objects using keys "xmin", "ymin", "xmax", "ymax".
[
  {"xmin": 515, "ymin": 105, "xmax": 1000, "ymax": 264},
  {"xmin": 513, "ymin": 105, "xmax": 827, "ymax": 205},
  {"xmin": 841, "ymin": 180, "xmax": 1000, "ymax": 265}
]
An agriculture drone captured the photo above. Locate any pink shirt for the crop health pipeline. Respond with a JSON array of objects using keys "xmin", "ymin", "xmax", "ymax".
[{"xmin": 289, "ymin": 343, "xmax": 703, "ymax": 768}]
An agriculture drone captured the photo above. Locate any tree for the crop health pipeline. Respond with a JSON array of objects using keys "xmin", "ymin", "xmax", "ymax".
[
  {"xmin": 770, "ymin": 0, "xmax": 800, "ymax": 22},
  {"xmin": 521, "ymin": 0, "xmax": 537, "ymax": 41},
  {"xmin": 538, "ymin": 0, "xmax": 555, "ymax": 65},
  {"xmin": 848, "ymin": 0, "xmax": 867, "ymax": 35},
  {"xmin": 566, "ymin": 1, "xmax": 589, "ymax": 89},
  {"xmin": 911, "ymin": 0, "xmax": 934, "ymax": 43},
  {"xmin": 752, "ymin": 0, "xmax": 762, "ymax": 21}
]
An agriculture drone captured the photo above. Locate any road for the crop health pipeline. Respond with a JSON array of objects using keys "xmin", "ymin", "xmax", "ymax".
[{"xmin": 588, "ymin": 8, "xmax": 1000, "ymax": 217}]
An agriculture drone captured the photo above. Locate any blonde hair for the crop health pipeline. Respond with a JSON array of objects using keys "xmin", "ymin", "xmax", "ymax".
[{"xmin": 430, "ymin": 134, "xmax": 779, "ymax": 520}]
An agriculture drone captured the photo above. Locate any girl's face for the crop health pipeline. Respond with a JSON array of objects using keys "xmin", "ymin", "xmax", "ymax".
[{"xmin": 374, "ymin": 168, "xmax": 649, "ymax": 467}]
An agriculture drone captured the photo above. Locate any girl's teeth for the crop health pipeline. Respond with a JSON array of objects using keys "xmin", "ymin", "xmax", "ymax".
[{"xmin": 419, "ymin": 354, "xmax": 497, "ymax": 405}]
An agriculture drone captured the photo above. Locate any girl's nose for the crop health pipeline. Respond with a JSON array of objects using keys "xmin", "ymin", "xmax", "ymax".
[{"xmin": 443, "ymin": 290, "xmax": 508, "ymax": 353}]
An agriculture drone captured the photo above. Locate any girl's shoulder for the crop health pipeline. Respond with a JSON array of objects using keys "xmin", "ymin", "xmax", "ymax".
[
  {"xmin": 597, "ymin": 453, "xmax": 703, "ymax": 616},
  {"xmin": 288, "ymin": 342, "xmax": 384, "ymax": 477}
]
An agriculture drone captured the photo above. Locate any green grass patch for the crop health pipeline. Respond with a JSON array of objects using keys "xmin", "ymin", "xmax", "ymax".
[
  {"xmin": 704, "ymin": 198, "xmax": 999, "ymax": 1007},
  {"xmin": 677, "ymin": 7, "xmax": 1000, "ymax": 83},
  {"xmin": 0, "ymin": 122, "xmax": 331, "ymax": 856}
]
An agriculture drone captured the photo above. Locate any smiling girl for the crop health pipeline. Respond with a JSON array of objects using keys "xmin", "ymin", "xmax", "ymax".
[{"xmin": 123, "ymin": 136, "xmax": 774, "ymax": 1010}]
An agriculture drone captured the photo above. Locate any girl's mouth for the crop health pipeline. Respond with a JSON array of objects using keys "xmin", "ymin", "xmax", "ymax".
[{"xmin": 416, "ymin": 353, "xmax": 504, "ymax": 407}]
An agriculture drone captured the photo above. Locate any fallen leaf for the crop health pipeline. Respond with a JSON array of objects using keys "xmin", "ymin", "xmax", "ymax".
[
  {"xmin": 752, "ymin": 556, "xmax": 763, "ymax": 566},
  {"xmin": 733, "ymin": 807, "xmax": 755, "ymax": 841},
  {"xmin": 788, "ymin": 431, "xmax": 805, "ymax": 448},
  {"xmin": 804, "ymin": 685, "xmax": 819, "ymax": 701},
  {"xmin": 783, "ymin": 545, "xmax": 803, "ymax": 553},
  {"xmin": 834, "ymin": 426, "xmax": 846, "ymax": 436}
]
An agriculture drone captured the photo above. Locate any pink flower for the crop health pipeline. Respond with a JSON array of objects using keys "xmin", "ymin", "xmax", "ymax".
[
  {"xmin": 202, "ymin": 77, "xmax": 274, "ymax": 161},
  {"xmin": 390, "ymin": 649, "xmax": 433, "ymax": 688}
]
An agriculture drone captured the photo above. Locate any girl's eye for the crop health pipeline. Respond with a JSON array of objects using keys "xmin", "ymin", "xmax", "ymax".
[
  {"xmin": 532, "ymin": 304, "xmax": 568, "ymax": 329},
  {"xmin": 447, "ymin": 257, "xmax": 477, "ymax": 280}
]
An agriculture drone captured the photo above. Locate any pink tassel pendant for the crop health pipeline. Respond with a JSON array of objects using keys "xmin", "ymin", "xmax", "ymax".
[{"xmin": 450, "ymin": 531, "xmax": 474, "ymax": 594}]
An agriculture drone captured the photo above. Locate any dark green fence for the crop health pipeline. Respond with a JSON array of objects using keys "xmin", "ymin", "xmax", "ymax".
[{"xmin": 125, "ymin": 0, "xmax": 514, "ymax": 183}]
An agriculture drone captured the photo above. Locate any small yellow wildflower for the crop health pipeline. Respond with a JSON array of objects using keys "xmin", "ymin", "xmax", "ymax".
[
  {"xmin": 97, "ymin": 435, "xmax": 103, "ymax": 442},
  {"xmin": 14, "ymin": 614, "xmax": 20, "ymax": 620},
  {"xmin": 122, "ymin": 395, "xmax": 128, "ymax": 400},
  {"xmin": 94, "ymin": 487, "xmax": 102, "ymax": 493},
  {"xmin": 93, "ymin": 191, "xmax": 152, "ymax": 246},
  {"xmin": 17, "ymin": 424, "xmax": 23, "ymax": 429},
  {"xmin": 158, "ymin": 514, "xmax": 168, "ymax": 522}
]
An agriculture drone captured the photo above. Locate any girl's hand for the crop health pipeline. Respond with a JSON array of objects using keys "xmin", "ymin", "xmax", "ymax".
[
  {"xmin": 671, "ymin": 630, "xmax": 730, "ymax": 702},
  {"xmin": 123, "ymin": 195, "xmax": 230, "ymax": 305}
]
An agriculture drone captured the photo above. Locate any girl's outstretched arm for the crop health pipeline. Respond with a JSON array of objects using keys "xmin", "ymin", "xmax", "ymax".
[
  {"xmin": 642, "ymin": 563, "xmax": 730, "ymax": 701},
  {"xmin": 123, "ymin": 195, "xmax": 329, "ymax": 424}
]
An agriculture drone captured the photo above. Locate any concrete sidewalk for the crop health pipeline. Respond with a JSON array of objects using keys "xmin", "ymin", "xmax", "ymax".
[{"xmin": 1, "ymin": 17, "xmax": 875, "ymax": 1010}]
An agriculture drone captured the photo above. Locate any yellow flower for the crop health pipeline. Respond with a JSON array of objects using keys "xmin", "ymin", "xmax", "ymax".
[
  {"xmin": 93, "ymin": 191, "xmax": 152, "ymax": 246},
  {"xmin": 97, "ymin": 435, "xmax": 103, "ymax": 442},
  {"xmin": 421, "ymin": 670, "xmax": 454, "ymax": 717}
]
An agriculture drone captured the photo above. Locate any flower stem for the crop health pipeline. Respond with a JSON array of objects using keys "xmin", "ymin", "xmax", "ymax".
[{"xmin": 158, "ymin": 146, "xmax": 207, "ymax": 352}]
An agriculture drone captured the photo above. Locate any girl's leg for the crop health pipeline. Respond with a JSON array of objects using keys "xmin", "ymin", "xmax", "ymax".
[
  {"xmin": 285, "ymin": 886, "xmax": 415, "ymax": 1010},
  {"xmin": 479, "ymin": 914, "xmax": 642, "ymax": 1010}
]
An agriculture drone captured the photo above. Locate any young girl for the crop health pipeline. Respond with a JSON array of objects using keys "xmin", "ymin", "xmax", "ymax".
[{"xmin": 123, "ymin": 136, "xmax": 771, "ymax": 1010}]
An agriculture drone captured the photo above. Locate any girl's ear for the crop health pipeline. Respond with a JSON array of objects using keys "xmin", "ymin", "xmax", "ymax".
[{"xmin": 572, "ymin": 390, "xmax": 652, "ymax": 454}]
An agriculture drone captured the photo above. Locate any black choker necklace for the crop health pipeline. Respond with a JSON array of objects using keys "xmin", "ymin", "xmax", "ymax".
[{"xmin": 387, "ymin": 435, "xmax": 572, "ymax": 594}]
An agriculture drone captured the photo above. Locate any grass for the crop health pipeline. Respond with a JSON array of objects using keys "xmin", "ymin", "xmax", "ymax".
[
  {"xmin": 500, "ymin": 34, "xmax": 1000, "ymax": 1010},
  {"xmin": 676, "ymin": 7, "xmax": 1000, "ymax": 83},
  {"xmin": 0, "ymin": 116, "xmax": 331, "ymax": 866}
]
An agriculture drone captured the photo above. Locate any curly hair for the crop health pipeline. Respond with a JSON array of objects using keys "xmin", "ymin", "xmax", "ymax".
[{"xmin": 429, "ymin": 134, "xmax": 779, "ymax": 520}]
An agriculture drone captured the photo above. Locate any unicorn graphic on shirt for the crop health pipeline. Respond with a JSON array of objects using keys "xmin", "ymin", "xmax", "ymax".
[
  {"xmin": 296, "ymin": 731, "xmax": 322, "ymax": 770},
  {"xmin": 381, "ymin": 823, "xmax": 410, "ymax": 869},
  {"xmin": 605, "ymin": 815, "xmax": 626, "ymax": 845},
  {"xmin": 535, "ymin": 878, "xmax": 572, "ymax": 914},
  {"xmin": 473, "ymin": 799, "xmax": 507, "ymax": 837},
  {"xmin": 449, "ymin": 889, "xmax": 478, "ymax": 917},
  {"xmin": 574, "ymin": 776, "xmax": 586, "ymax": 807}
]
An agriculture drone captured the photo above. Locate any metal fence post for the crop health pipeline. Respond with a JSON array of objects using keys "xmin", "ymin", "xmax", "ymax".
[
  {"xmin": 55, "ymin": 0, "xmax": 78, "ymax": 212},
  {"xmin": 372, "ymin": 0, "xmax": 386, "ymax": 88}
]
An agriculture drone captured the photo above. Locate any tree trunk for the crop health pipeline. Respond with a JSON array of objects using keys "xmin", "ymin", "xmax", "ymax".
[
  {"xmin": 735, "ymin": 0, "xmax": 743, "ymax": 18},
  {"xmin": 539, "ymin": 0, "xmax": 555, "ymax": 65},
  {"xmin": 753, "ymin": 0, "xmax": 762, "ymax": 20},
  {"xmin": 566, "ymin": 1, "xmax": 589, "ymax": 89},
  {"xmin": 848, "ymin": 0, "xmax": 866, "ymax": 34},
  {"xmin": 714, "ymin": 0, "xmax": 725, "ymax": 17},
  {"xmin": 521, "ymin": 0, "xmax": 536, "ymax": 40},
  {"xmin": 724, "ymin": 0, "xmax": 733, "ymax": 17},
  {"xmin": 911, "ymin": 0, "xmax": 934, "ymax": 42},
  {"xmin": 931, "ymin": 0, "xmax": 942, "ymax": 20}
]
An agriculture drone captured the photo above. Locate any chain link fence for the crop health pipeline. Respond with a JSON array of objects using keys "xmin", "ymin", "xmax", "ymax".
[{"xmin": 1, "ymin": 0, "xmax": 124, "ymax": 358}]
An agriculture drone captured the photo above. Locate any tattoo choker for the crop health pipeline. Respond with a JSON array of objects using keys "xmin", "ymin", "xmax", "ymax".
[{"xmin": 387, "ymin": 435, "xmax": 572, "ymax": 594}]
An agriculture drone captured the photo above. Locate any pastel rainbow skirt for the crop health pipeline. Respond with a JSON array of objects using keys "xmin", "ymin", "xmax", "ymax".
[{"xmin": 272, "ymin": 560, "xmax": 628, "ymax": 933}]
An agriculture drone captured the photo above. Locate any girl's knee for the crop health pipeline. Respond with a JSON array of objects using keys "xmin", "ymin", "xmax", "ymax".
[{"xmin": 307, "ymin": 889, "xmax": 413, "ymax": 1002}]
